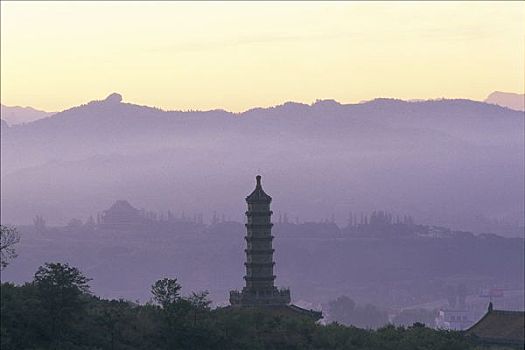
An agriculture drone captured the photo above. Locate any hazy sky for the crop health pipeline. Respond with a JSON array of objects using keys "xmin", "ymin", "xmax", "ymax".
[{"xmin": 1, "ymin": 1, "xmax": 524, "ymax": 112}]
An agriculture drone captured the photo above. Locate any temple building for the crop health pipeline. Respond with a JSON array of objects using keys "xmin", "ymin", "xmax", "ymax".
[
  {"xmin": 229, "ymin": 176, "xmax": 322, "ymax": 320},
  {"xmin": 465, "ymin": 303, "xmax": 524, "ymax": 348},
  {"xmin": 97, "ymin": 200, "xmax": 147, "ymax": 231},
  {"xmin": 435, "ymin": 308, "xmax": 474, "ymax": 330}
]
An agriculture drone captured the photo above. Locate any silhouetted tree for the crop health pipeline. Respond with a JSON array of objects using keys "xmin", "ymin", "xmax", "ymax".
[
  {"xmin": 67, "ymin": 218, "xmax": 83, "ymax": 228},
  {"xmin": 151, "ymin": 278, "xmax": 181, "ymax": 308},
  {"xmin": 33, "ymin": 215, "xmax": 46, "ymax": 232},
  {"xmin": 328, "ymin": 295, "xmax": 356, "ymax": 324},
  {"xmin": 187, "ymin": 290, "xmax": 211, "ymax": 326},
  {"xmin": 392, "ymin": 308, "xmax": 437, "ymax": 327},
  {"xmin": 0, "ymin": 225, "xmax": 20, "ymax": 269},
  {"xmin": 327, "ymin": 296, "xmax": 388, "ymax": 329},
  {"xmin": 33, "ymin": 262, "xmax": 91, "ymax": 349},
  {"xmin": 96, "ymin": 299, "xmax": 135, "ymax": 350}
]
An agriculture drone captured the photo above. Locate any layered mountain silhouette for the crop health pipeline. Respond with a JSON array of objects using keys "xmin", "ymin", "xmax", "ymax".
[
  {"xmin": 0, "ymin": 104, "xmax": 55, "ymax": 126},
  {"xmin": 485, "ymin": 91, "xmax": 525, "ymax": 111},
  {"xmin": 1, "ymin": 93, "xmax": 523, "ymax": 235}
]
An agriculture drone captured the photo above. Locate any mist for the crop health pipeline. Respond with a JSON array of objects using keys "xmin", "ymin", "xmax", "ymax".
[{"xmin": 1, "ymin": 94, "xmax": 523, "ymax": 236}]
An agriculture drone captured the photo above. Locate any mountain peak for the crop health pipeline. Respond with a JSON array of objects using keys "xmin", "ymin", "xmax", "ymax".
[
  {"xmin": 104, "ymin": 93, "xmax": 123, "ymax": 103},
  {"xmin": 312, "ymin": 99, "xmax": 341, "ymax": 108}
]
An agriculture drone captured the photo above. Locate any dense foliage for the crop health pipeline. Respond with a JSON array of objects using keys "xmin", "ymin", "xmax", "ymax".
[{"xmin": 0, "ymin": 262, "xmax": 479, "ymax": 350}]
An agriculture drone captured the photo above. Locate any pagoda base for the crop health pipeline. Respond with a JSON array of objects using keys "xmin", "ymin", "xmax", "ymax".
[
  {"xmin": 229, "ymin": 287, "xmax": 291, "ymax": 306},
  {"xmin": 223, "ymin": 303, "xmax": 323, "ymax": 322}
]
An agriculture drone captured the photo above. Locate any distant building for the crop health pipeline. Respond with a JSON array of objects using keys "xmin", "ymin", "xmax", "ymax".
[
  {"xmin": 98, "ymin": 200, "xmax": 147, "ymax": 231},
  {"xmin": 435, "ymin": 308, "xmax": 474, "ymax": 330},
  {"xmin": 229, "ymin": 176, "xmax": 322, "ymax": 320},
  {"xmin": 465, "ymin": 303, "xmax": 524, "ymax": 348}
]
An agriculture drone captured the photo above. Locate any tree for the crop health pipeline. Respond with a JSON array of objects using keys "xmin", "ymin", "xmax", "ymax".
[
  {"xmin": 327, "ymin": 295, "xmax": 356, "ymax": 325},
  {"xmin": 151, "ymin": 278, "xmax": 181, "ymax": 308},
  {"xmin": 33, "ymin": 215, "xmax": 46, "ymax": 232},
  {"xmin": 392, "ymin": 308, "xmax": 437, "ymax": 327},
  {"xmin": 1, "ymin": 275, "xmax": 479, "ymax": 350},
  {"xmin": 33, "ymin": 262, "xmax": 91, "ymax": 349},
  {"xmin": 188, "ymin": 290, "xmax": 211, "ymax": 326},
  {"xmin": 0, "ymin": 225, "xmax": 20, "ymax": 269},
  {"xmin": 96, "ymin": 299, "xmax": 135, "ymax": 350},
  {"xmin": 327, "ymin": 296, "xmax": 388, "ymax": 329},
  {"xmin": 66, "ymin": 218, "xmax": 83, "ymax": 229}
]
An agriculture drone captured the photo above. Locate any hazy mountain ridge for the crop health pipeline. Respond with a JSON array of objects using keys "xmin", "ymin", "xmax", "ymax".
[
  {"xmin": 0, "ymin": 104, "xmax": 55, "ymax": 126},
  {"xmin": 1, "ymin": 94, "xmax": 523, "ymax": 235},
  {"xmin": 485, "ymin": 91, "xmax": 525, "ymax": 111}
]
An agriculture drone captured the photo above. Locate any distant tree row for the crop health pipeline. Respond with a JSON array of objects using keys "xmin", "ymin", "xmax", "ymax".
[
  {"xmin": 345, "ymin": 210, "xmax": 415, "ymax": 228},
  {"xmin": 326, "ymin": 295, "xmax": 438, "ymax": 329},
  {"xmin": 26, "ymin": 210, "xmax": 486, "ymax": 241}
]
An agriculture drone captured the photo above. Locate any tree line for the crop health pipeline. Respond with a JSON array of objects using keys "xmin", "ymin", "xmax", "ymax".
[{"xmin": 1, "ymin": 261, "xmax": 481, "ymax": 350}]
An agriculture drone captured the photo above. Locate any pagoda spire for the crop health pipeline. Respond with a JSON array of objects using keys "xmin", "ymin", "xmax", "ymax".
[{"xmin": 246, "ymin": 175, "xmax": 272, "ymax": 203}]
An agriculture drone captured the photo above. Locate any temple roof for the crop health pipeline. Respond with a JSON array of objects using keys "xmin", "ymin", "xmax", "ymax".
[
  {"xmin": 246, "ymin": 175, "xmax": 272, "ymax": 203},
  {"xmin": 221, "ymin": 304, "xmax": 323, "ymax": 321},
  {"xmin": 465, "ymin": 304, "xmax": 524, "ymax": 346},
  {"xmin": 105, "ymin": 200, "xmax": 139, "ymax": 214}
]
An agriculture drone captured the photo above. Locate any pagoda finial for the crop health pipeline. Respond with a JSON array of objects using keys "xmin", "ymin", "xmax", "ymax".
[{"xmin": 246, "ymin": 175, "xmax": 271, "ymax": 203}]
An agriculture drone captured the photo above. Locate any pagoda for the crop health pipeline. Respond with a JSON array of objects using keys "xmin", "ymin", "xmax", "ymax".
[{"xmin": 229, "ymin": 176, "xmax": 322, "ymax": 320}]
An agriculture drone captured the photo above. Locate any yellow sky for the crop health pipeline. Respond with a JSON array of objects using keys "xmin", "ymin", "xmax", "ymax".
[{"xmin": 1, "ymin": 1, "xmax": 524, "ymax": 112}]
